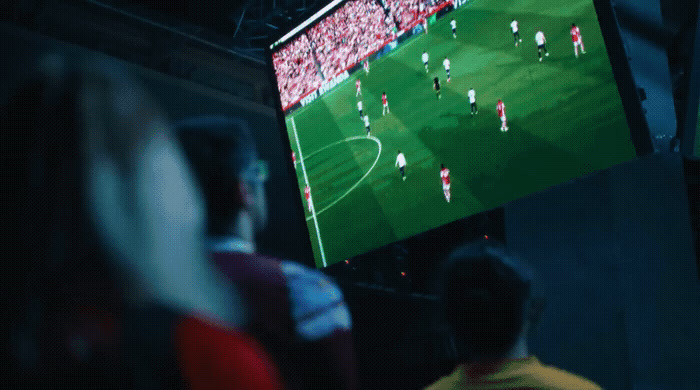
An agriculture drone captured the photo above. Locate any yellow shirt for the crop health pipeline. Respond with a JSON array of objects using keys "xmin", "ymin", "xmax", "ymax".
[{"xmin": 425, "ymin": 356, "xmax": 601, "ymax": 390}]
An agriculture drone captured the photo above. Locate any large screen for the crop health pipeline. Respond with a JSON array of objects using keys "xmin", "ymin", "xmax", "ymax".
[{"xmin": 270, "ymin": 0, "xmax": 637, "ymax": 268}]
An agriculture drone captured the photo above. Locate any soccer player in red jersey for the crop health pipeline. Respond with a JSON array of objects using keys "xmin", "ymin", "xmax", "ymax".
[
  {"xmin": 356, "ymin": 79, "xmax": 362, "ymax": 97},
  {"xmin": 497, "ymin": 99, "xmax": 508, "ymax": 131},
  {"xmin": 304, "ymin": 185, "xmax": 312, "ymax": 212},
  {"xmin": 440, "ymin": 164, "xmax": 451, "ymax": 202},
  {"xmin": 292, "ymin": 150, "xmax": 297, "ymax": 169},
  {"xmin": 382, "ymin": 91, "xmax": 390, "ymax": 116},
  {"xmin": 363, "ymin": 60, "xmax": 370, "ymax": 75},
  {"xmin": 571, "ymin": 23, "xmax": 586, "ymax": 57}
]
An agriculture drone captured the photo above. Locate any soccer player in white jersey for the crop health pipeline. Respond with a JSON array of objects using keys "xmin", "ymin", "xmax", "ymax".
[
  {"xmin": 451, "ymin": 18, "xmax": 457, "ymax": 38},
  {"xmin": 356, "ymin": 79, "xmax": 362, "ymax": 96},
  {"xmin": 357, "ymin": 100, "xmax": 363, "ymax": 118},
  {"xmin": 396, "ymin": 150, "xmax": 407, "ymax": 181},
  {"xmin": 382, "ymin": 92, "xmax": 390, "ymax": 116},
  {"xmin": 497, "ymin": 99, "xmax": 508, "ymax": 131},
  {"xmin": 511, "ymin": 19, "xmax": 522, "ymax": 46},
  {"xmin": 535, "ymin": 30, "xmax": 549, "ymax": 62},
  {"xmin": 440, "ymin": 164, "xmax": 451, "ymax": 202},
  {"xmin": 422, "ymin": 50, "xmax": 429, "ymax": 73},
  {"xmin": 443, "ymin": 57, "xmax": 451, "ymax": 82},
  {"xmin": 570, "ymin": 23, "xmax": 586, "ymax": 57},
  {"xmin": 468, "ymin": 87, "xmax": 478, "ymax": 115},
  {"xmin": 363, "ymin": 114, "xmax": 371, "ymax": 136}
]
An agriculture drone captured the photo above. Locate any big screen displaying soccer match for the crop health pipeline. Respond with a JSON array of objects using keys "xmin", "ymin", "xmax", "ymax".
[{"xmin": 270, "ymin": 0, "xmax": 637, "ymax": 268}]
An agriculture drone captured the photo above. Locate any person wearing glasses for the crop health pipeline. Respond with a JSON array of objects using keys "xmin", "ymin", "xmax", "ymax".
[{"xmin": 175, "ymin": 117, "xmax": 357, "ymax": 390}]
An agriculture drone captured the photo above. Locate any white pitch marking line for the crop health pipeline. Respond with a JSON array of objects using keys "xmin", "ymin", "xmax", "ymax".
[
  {"xmin": 291, "ymin": 116, "xmax": 327, "ymax": 267},
  {"xmin": 305, "ymin": 135, "xmax": 382, "ymax": 221}
]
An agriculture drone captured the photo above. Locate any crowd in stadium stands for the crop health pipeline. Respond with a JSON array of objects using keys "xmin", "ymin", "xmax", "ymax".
[
  {"xmin": 386, "ymin": 0, "xmax": 449, "ymax": 31},
  {"xmin": 274, "ymin": 0, "xmax": 452, "ymax": 109},
  {"xmin": 308, "ymin": 0, "xmax": 396, "ymax": 85},
  {"xmin": 272, "ymin": 33, "xmax": 323, "ymax": 110}
]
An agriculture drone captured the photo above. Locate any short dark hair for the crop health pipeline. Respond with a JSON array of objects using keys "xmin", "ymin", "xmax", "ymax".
[
  {"xmin": 440, "ymin": 241, "xmax": 532, "ymax": 359},
  {"xmin": 175, "ymin": 116, "xmax": 258, "ymax": 236}
]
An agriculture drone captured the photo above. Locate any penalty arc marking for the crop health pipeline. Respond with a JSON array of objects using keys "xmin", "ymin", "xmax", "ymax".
[{"xmin": 305, "ymin": 135, "xmax": 382, "ymax": 221}]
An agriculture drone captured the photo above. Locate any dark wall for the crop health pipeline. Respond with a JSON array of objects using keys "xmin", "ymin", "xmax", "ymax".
[{"xmin": 0, "ymin": 21, "xmax": 313, "ymax": 265}]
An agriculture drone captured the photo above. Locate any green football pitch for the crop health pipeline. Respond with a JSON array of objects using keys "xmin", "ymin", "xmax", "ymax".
[{"xmin": 285, "ymin": 0, "xmax": 636, "ymax": 268}]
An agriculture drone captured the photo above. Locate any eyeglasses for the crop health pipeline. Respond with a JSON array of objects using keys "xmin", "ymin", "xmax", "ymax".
[{"xmin": 242, "ymin": 160, "xmax": 269, "ymax": 183}]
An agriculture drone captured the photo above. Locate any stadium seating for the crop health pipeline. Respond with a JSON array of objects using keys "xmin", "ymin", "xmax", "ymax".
[
  {"xmin": 273, "ymin": 0, "xmax": 451, "ymax": 110},
  {"xmin": 272, "ymin": 33, "xmax": 323, "ymax": 109}
]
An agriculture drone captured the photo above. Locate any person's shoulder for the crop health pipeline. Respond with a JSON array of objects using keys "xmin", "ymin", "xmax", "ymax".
[
  {"xmin": 527, "ymin": 359, "xmax": 602, "ymax": 390},
  {"xmin": 423, "ymin": 368, "xmax": 460, "ymax": 390}
]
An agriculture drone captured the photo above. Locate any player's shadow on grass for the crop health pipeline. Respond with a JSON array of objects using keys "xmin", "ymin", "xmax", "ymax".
[{"xmin": 464, "ymin": 121, "xmax": 591, "ymax": 209}]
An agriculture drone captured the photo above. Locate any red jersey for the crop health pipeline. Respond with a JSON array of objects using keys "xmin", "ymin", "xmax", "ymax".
[
  {"xmin": 382, "ymin": 94, "xmax": 387, "ymax": 104},
  {"xmin": 440, "ymin": 168, "xmax": 450, "ymax": 185},
  {"xmin": 497, "ymin": 101, "xmax": 505, "ymax": 117},
  {"xmin": 292, "ymin": 151, "xmax": 296, "ymax": 164},
  {"xmin": 304, "ymin": 186, "xmax": 310, "ymax": 200},
  {"xmin": 571, "ymin": 26, "xmax": 581, "ymax": 42},
  {"xmin": 356, "ymin": 80, "xmax": 361, "ymax": 89}
]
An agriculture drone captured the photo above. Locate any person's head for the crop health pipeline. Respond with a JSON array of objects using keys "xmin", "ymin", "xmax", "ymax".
[
  {"xmin": 5, "ymin": 52, "xmax": 243, "ymax": 384},
  {"xmin": 175, "ymin": 116, "xmax": 268, "ymax": 239},
  {"xmin": 572, "ymin": 23, "xmax": 576, "ymax": 27},
  {"xmin": 441, "ymin": 163, "xmax": 445, "ymax": 169},
  {"xmin": 439, "ymin": 240, "xmax": 534, "ymax": 361},
  {"xmin": 434, "ymin": 76, "xmax": 439, "ymax": 83},
  {"xmin": 498, "ymin": 98, "xmax": 502, "ymax": 103},
  {"xmin": 397, "ymin": 150, "xmax": 401, "ymax": 154}
]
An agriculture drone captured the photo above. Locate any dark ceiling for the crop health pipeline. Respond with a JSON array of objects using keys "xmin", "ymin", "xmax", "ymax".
[{"xmin": 105, "ymin": 0, "xmax": 326, "ymax": 51}]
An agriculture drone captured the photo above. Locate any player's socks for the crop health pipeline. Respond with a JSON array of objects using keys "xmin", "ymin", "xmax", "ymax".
[
  {"xmin": 403, "ymin": 176, "xmax": 406, "ymax": 181},
  {"xmin": 539, "ymin": 57, "xmax": 542, "ymax": 62},
  {"xmin": 545, "ymin": 52, "xmax": 549, "ymax": 56}
]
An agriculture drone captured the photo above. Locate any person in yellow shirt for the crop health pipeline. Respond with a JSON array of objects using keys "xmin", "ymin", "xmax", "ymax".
[{"xmin": 426, "ymin": 241, "xmax": 601, "ymax": 390}]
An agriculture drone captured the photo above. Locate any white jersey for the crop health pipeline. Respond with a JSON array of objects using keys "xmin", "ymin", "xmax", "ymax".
[
  {"xmin": 443, "ymin": 58, "xmax": 450, "ymax": 70},
  {"xmin": 536, "ymin": 31, "xmax": 546, "ymax": 45},
  {"xmin": 510, "ymin": 20, "xmax": 518, "ymax": 33},
  {"xmin": 395, "ymin": 153, "xmax": 406, "ymax": 168},
  {"xmin": 422, "ymin": 52, "xmax": 429, "ymax": 63},
  {"xmin": 363, "ymin": 115, "xmax": 370, "ymax": 127},
  {"xmin": 450, "ymin": 20, "xmax": 457, "ymax": 29},
  {"xmin": 357, "ymin": 101, "xmax": 362, "ymax": 111},
  {"xmin": 468, "ymin": 89, "xmax": 476, "ymax": 103}
]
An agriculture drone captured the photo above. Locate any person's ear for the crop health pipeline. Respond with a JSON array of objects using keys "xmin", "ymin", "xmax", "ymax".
[{"xmin": 238, "ymin": 180, "xmax": 255, "ymax": 209}]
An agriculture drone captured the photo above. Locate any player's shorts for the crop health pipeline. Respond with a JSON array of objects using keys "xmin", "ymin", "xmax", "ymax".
[
  {"xmin": 443, "ymin": 183, "xmax": 451, "ymax": 191},
  {"xmin": 452, "ymin": 27, "xmax": 456, "ymax": 32},
  {"xmin": 538, "ymin": 44, "xmax": 545, "ymax": 49},
  {"xmin": 383, "ymin": 102, "xmax": 388, "ymax": 107},
  {"xmin": 500, "ymin": 115, "xmax": 507, "ymax": 123},
  {"xmin": 573, "ymin": 39, "xmax": 581, "ymax": 45}
]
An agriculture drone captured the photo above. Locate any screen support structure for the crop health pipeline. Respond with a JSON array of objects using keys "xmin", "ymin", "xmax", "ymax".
[
  {"xmin": 678, "ymin": 3, "xmax": 700, "ymax": 156},
  {"xmin": 594, "ymin": 0, "xmax": 655, "ymax": 156}
]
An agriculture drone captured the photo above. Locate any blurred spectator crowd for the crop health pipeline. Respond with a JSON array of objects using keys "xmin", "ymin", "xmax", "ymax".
[{"xmin": 273, "ymin": 0, "xmax": 450, "ymax": 109}]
